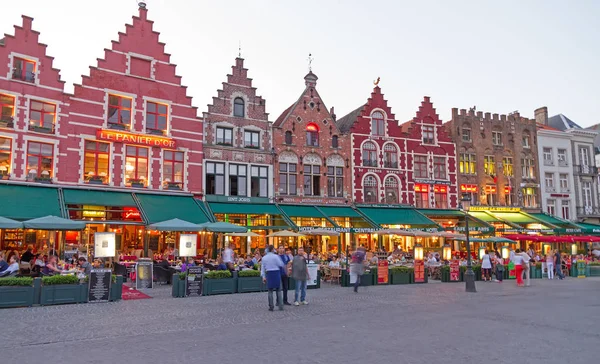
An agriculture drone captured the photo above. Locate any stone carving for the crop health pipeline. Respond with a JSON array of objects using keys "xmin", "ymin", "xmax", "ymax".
[
  {"xmin": 326, "ymin": 154, "xmax": 344, "ymax": 167},
  {"xmin": 233, "ymin": 152, "xmax": 245, "ymax": 161},
  {"xmin": 210, "ymin": 149, "xmax": 223, "ymax": 159},
  {"xmin": 303, "ymin": 153, "xmax": 322, "ymax": 165},
  {"xmin": 254, "ymin": 154, "xmax": 266, "ymax": 163},
  {"xmin": 278, "ymin": 151, "xmax": 298, "ymax": 163}
]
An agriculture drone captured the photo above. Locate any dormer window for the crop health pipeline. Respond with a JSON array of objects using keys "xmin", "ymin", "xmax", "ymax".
[
  {"xmin": 371, "ymin": 111, "xmax": 385, "ymax": 136},
  {"xmin": 107, "ymin": 94, "xmax": 132, "ymax": 130},
  {"xmin": 146, "ymin": 101, "xmax": 168, "ymax": 135},
  {"xmin": 422, "ymin": 125, "xmax": 435, "ymax": 144},
  {"xmin": 29, "ymin": 100, "xmax": 56, "ymax": 134},
  {"xmin": 306, "ymin": 123, "xmax": 319, "ymax": 147},
  {"xmin": 12, "ymin": 57, "xmax": 36, "ymax": 83},
  {"xmin": 233, "ymin": 97, "xmax": 245, "ymax": 117}
]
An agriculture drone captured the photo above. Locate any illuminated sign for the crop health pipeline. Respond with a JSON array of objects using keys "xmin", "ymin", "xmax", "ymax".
[
  {"xmin": 469, "ymin": 206, "xmax": 521, "ymax": 212},
  {"xmin": 96, "ymin": 129, "xmax": 176, "ymax": 148},
  {"xmin": 82, "ymin": 205, "xmax": 106, "ymax": 218},
  {"xmin": 122, "ymin": 207, "xmax": 141, "ymax": 220}
]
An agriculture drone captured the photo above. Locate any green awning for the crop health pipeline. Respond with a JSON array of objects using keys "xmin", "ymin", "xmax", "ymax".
[
  {"xmin": 209, "ymin": 202, "xmax": 282, "ymax": 216},
  {"xmin": 136, "ymin": 194, "xmax": 210, "ymax": 224},
  {"xmin": 0, "ymin": 184, "xmax": 62, "ymax": 220},
  {"xmin": 491, "ymin": 212, "xmax": 539, "ymax": 224},
  {"xmin": 357, "ymin": 207, "xmax": 440, "ymax": 229},
  {"xmin": 469, "ymin": 211, "xmax": 503, "ymax": 223},
  {"xmin": 575, "ymin": 222, "xmax": 600, "ymax": 234},
  {"xmin": 317, "ymin": 206, "xmax": 362, "ymax": 218},
  {"xmin": 63, "ymin": 189, "xmax": 135, "ymax": 206},
  {"xmin": 418, "ymin": 209, "xmax": 465, "ymax": 217},
  {"xmin": 278, "ymin": 205, "xmax": 328, "ymax": 218}
]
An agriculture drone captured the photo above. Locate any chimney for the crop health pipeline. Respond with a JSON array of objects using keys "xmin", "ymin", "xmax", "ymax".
[
  {"xmin": 138, "ymin": 2, "xmax": 148, "ymax": 20},
  {"xmin": 535, "ymin": 106, "xmax": 548, "ymax": 125},
  {"xmin": 330, "ymin": 107, "xmax": 336, "ymax": 121}
]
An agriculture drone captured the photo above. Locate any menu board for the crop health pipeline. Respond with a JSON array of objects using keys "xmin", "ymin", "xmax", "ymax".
[
  {"xmin": 135, "ymin": 258, "xmax": 153, "ymax": 289},
  {"xmin": 179, "ymin": 234, "xmax": 197, "ymax": 257},
  {"xmin": 377, "ymin": 260, "xmax": 389, "ymax": 284},
  {"xmin": 148, "ymin": 235, "xmax": 159, "ymax": 252},
  {"xmin": 186, "ymin": 266, "xmax": 203, "ymax": 296},
  {"xmin": 508, "ymin": 262, "xmax": 516, "ymax": 279},
  {"xmin": 450, "ymin": 260, "xmax": 460, "ymax": 282},
  {"xmin": 307, "ymin": 263, "xmax": 319, "ymax": 286},
  {"xmin": 88, "ymin": 268, "xmax": 112, "ymax": 303},
  {"xmin": 414, "ymin": 260, "xmax": 425, "ymax": 283},
  {"xmin": 94, "ymin": 232, "xmax": 116, "ymax": 258}
]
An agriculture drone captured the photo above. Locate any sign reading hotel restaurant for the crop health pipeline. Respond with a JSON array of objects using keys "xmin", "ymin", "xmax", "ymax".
[
  {"xmin": 96, "ymin": 129, "xmax": 176, "ymax": 149},
  {"xmin": 413, "ymin": 178, "xmax": 452, "ymax": 186},
  {"xmin": 94, "ymin": 232, "xmax": 116, "ymax": 258},
  {"xmin": 186, "ymin": 266, "xmax": 203, "ymax": 297},
  {"xmin": 136, "ymin": 258, "xmax": 153, "ymax": 289},
  {"xmin": 88, "ymin": 268, "xmax": 112, "ymax": 303},
  {"xmin": 179, "ymin": 234, "xmax": 197, "ymax": 257}
]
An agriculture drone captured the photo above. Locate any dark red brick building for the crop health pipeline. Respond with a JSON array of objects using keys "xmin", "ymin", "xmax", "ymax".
[{"xmin": 272, "ymin": 71, "xmax": 351, "ymax": 205}]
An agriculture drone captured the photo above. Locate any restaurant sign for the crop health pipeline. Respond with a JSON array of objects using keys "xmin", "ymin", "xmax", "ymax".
[
  {"xmin": 205, "ymin": 195, "xmax": 270, "ymax": 204},
  {"xmin": 298, "ymin": 226, "xmax": 381, "ymax": 233},
  {"xmin": 469, "ymin": 206, "xmax": 521, "ymax": 212},
  {"xmin": 453, "ymin": 226, "xmax": 494, "ymax": 233},
  {"xmin": 413, "ymin": 179, "xmax": 451, "ymax": 186},
  {"xmin": 96, "ymin": 129, "xmax": 176, "ymax": 148},
  {"xmin": 83, "ymin": 205, "xmax": 106, "ymax": 218},
  {"xmin": 279, "ymin": 197, "xmax": 348, "ymax": 205}
]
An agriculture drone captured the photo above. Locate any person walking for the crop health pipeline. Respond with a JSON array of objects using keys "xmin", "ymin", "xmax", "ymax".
[
  {"xmin": 277, "ymin": 245, "xmax": 291, "ymax": 306},
  {"xmin": 519, "ymin": 249, "xmax": 532, "ymax": 287},
  {"xmin": 350, "ymin": 246, "xmax": 367, "ymax": 293},
  {"xmin": 481, "ymin": 250, "xmax": 492, "ymax": 282},
  {"xmin": 495, "ymin": 254, "xmax": 504, "ymax": 283},
  {"xmin": 222, "ymin": 244, "xmax": 234, "ymax": 271},
  {"xmin": 260, "ymin": 245, "xmax": 285, "ymax": 311},
  {"xmin": 291, "ymin": 247, "xmax": 310, "ymax": 306},
  {"xmin": 554, "ymin": 249, "xmax": 565, "ymax": 280},
  {"xmin": 546, "ymin": 252, "xmax": 554, "ymax": 280},
  {"xmin": 513, "ymin": 249, "xmax": 525, "ymax": 287}
]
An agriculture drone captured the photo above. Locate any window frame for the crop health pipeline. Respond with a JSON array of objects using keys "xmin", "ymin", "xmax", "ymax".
[
  {"xmin": 83, "ymin": 140, "xmax": 110, "ymax": 183},
  {"xmin": 26, "ymin": 141, "xmax": 54, "ymax": 179},
  {"xmin": 384, "ymin": 176, "xmax": 399, "ymax": 204},
  {"xmin": 460, "ymin": 153, "xmax": 476, "ymax": 175},
  {"xmin": 279, "ymin": 163, "xmax": 297, "ymax": 195},
  {"xmin": 547, "ymin": 199, "xmax": 556, "ymax": 216},
  {"xmin": 206, "ymin": 162, "xmax": 225, "ymax": 195},
  {"xmin": 544, "ymin": 173, "xmax": 554, "ymax": 188},
  {"xmin": 362, "ymin": 142, "xmax": 378, "ymax": 167},
  {"xmin": 327, "ymin": 166, "xmax": 344, "ymax": 198},
  {"xmin": 125, "ymin": 146, "xmax": 149, "ymax": 186},
  {"xmin": 107, "ymin": 94, "xmax": 132, "ymax": 128},
  {"xmin": 303, "ymin": 164, "xmax": 320, "ymax": 196},
  {"xmin": 413, "ymin": 155, "xmax": 428, "ymax": 179},
  {"xmin": 233, "ymin": 97, "xmax": 245, "ymax": 117},
  {"xmin": 29, "ymin": 100, "xmax": 56, "ymax": 132},
  {"xmin": 363, "ymin": 175, "xmax": 378, "ymax": 203},
  {"xmin": 561, "ymin": 200, "xmax": 570, "ymax": 220},
  {"xmin": 492, "ymin": 131, "xmax": 502, "ymax": 146},
  {"xmin": 484, "ymin": 155, "xmax": 495, "ymax": 175},
  {"xmin": 543, "ymin": 147, "xmax": 553, "ymax": 164},
  {"xmin": 503, "ymin": 157, "xmax": 514, "ymax": 177},
  {"xmin": 12, "ymin": 57, "xmax": 36, "ymax": 82},
  {"xmin": 306, "ymin": 123, "xmax": 319, "ymax": 147},
  {"xmin": 414, "ymin": 184, "xmax": 429, "ymax": 208},
  {"xmin": 0, "ymin": 94, "xmax": 15, "ymax": 122},
  {"xmin": 285, "ymin": 131, "xmax": 293, "ymax": 145},
  {"xmin": 163, "ymin": 150, "xmax": 185, "ymax": 189},
  {"xmin": 422, "ymin": 125, "xmax": 435, "ymax": 144},
  {"xmin": 332, "ymin": 135, "xmax": 339, "ymax": 148},
  {"xmin": 433, "ymin": 156, "xmax": 446, "ymax": 179},
  {"xmin": 434, "ymin": 185, "xmax": 448, "ymax": 209},
  {"xmin": 228, "ymin": 164, "xmax": 247, "ymax": 196},
  {"xmin": 383, "ymin": 144, "xmax": 398, "ymax": 169},
  {"xmin": 145, "ymin": 101, "xmax": 168, "ymax": 134},
  {"xmin": 250, "ymin": 165, "xmax": 268, "ymax": 197},
  {"xmin": 371, "ymin": 111, "xmax": 385, "ymax": 136},
  {"xmin": 244, "ymin": 130, "xmax": 260, "ymax": 149},
  {"xmin": 0, "ymin": 137, "xmax": 12, "ymax": 176},
  {"xmin": 216, "ymin": 127, "xmax": 233, "ymax": 146},
  {"xmin": 559, "ymin": 173, "xmax": 569, "ymax": 190},
  {"xmin": 461, "ymin": 128, "xmax": 472, "ymax": 142}
]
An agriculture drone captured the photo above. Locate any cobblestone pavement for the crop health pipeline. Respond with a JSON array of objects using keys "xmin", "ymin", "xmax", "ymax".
[{"xmin": 1, "ymin": 278, "xmax": 599, "ymax": 364}]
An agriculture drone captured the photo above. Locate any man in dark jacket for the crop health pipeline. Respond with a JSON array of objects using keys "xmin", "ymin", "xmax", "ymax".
[
  {"xmin": 291, "ymin": 247, "xmax": 309, "ymax": 305},
  {"xmin": 278, "ymin": 245, "xmax": 291, "ymax": 305},
  {"xmin": 554, "ymin": 250, "xmax": 564, "ymax": 280}
]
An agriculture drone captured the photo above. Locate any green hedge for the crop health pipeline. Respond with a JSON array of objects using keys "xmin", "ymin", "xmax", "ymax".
[
  {"xmin": 589, "ymin": 262, "xmax": 600, "ymax": 266},
  {"xmin": 178, "ymin": 272, "xmax": 187, "ymax": 280},
  {"xmin": 0, "ymin": 277, "xmax": 34, "ymax": 286},
  {"xmin": 42, "ymin": 275, "xmax": 79, "ymax": 285},
  {"xmin": 389, "ymin": 266, "xmax": 413, "ymax": 273},
  {"xmin": 83, "ymin": 275, "xmax": 118, "ymax": 283},
  {"xmin": 205, "ymin": 270, "xmax": 232, "ymax": 279},
  {"xmin": 238, "ymin": 269, "xmax": 261, "ymax": 277}
]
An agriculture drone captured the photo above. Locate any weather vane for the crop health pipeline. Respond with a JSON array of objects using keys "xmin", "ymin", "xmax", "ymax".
[
  {"xmin": 307, "ymin": 53, "xmax": 314, "ymax": 72},
  {"xmin": 373, "ymin": 77, "xmax": 380, "ymax": 86},
  {"xmin": 238, "ymin": 41, "xmax": 242, "ymax": 58}
]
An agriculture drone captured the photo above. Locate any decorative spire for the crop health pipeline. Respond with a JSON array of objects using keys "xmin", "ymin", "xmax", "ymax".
[
  {"xmin": 307, "ymin": 53, "xmax": 314, "ymax": 72},
  {"xmin": 238, "ymin": 40, "xmax": 242, "ymax": 58},
  {"xmin": 373, "ymin": 77, "xmax": 380, "ymax": 86}
]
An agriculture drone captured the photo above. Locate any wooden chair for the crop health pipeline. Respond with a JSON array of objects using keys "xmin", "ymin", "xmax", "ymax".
[
  {"xmin": 321, "ymin": 266, "xmax": 331, "ymax": 282},
  {"xmin": 330, "ymin": 268, "xmax": 342, "ymax": 284}
]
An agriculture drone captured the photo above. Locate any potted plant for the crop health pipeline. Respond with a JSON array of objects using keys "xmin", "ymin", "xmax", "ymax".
[
  {"xmin": 31, "ymin": 125, "xmax": 54, "ymax": 134},
  {"xmin": 40, "ymin": 275, "xmax": 85, "ymax": 305},
  {"xmin": 588, "ymin": 261, "xmax": 600, "ymax": 276},
  {"xmin": 237, "ymin": 269, "xmax": 264, "ymax": 293},
  {"xmin": 533, "ymin": 262, "xmax": 543, "ymax": 279},
  {"xmin": 389, "ymin": 266, "xmax": 412, "ymax": 285},
  {"xmin": 166, "ymin": 181, "xmax": 182, "ymax": 190},
  {"xmin": 460, "ymin": 265, "xmax": 482, "ymax": 281},
  {"xmin": 88, "ymin": 175, "xmax": 105, "ymax": 185},
  {"xmin": 128, "ymin": 178, "xmax": 145, "ymax": 188},
  {"xmin": 0, "ymin": 116, "xmax": 14, "ymax": 128},
  {"xmin": 34, "ymin": 175, "xmax": 52, "ymax": 183},
  {"xmin": 172, "ymin": 272, "xmax": 187, "ymax": 298},
  {"xmin": 202, "ymin": 270, "xmax": 236, "ymax": 296},
  {"xmin": 0, "ymin": 277, "xmax": 35, "ymax": 308}
]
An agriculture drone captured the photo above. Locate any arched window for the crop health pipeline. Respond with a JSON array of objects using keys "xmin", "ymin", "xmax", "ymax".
[
  {"xmin": 285, "ymin": 131, "xmax": 293, "ymax": 145},
  {"xmin": 233, "ymin": 97, "xmax": 245, "ymax": 117},
  {"xmin": 383, "ymin": 144, "xmax": 398, "ymax": 168},
  {"xmin": 363, "ymin": 175, "xmax": 378, "ymax": 203},
  {"xmin": 332, "ymin": 135, "xmax": 339, "ymax": 148},
  {"xmin": 306, "ymin": 123, "xmax": 319, "ymax": 147},
  {"xmin": 362, "ymin": 142, "xmax": 377, "ymax": 167},
  {"xmin": 371, "ymin": 111, "xmax": 385, "ymax": 136},
  {"xmin": 384, "ymin": 176, "xmax": 399, "ymax": 204}
]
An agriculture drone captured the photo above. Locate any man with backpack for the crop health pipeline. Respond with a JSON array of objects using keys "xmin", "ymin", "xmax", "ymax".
[{"xmin": 350, "ymin": 246, "xmax": 367, "ymax": 293}]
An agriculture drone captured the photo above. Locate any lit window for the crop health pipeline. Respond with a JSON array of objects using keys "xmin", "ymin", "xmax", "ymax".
[
  {"xmin": 0, "ymin": 137, "xmax": 12, "ymax": 177},
  {"xmin": 422, "ymin": 125, "xmax": 435, "ymax": 144},
  {"xmin": 26, "ymin": 142, "xmax": 53, "ymax": 180},
  {"xmin": 163, "ymin": 151, "xmax": 184, "ymax": 189},
  {"xmin": 503, "ymin": 157, "xmax": 513, "ymax": 177},
  {"xmin": 521, "ymin": 158, "xmax": 535, "ymax": 179},
  {"xmin": 233, "ymin": 97, "xmax": 245, "ymax": 117},
  {"xmin": 363, "ymin": 175, "xmax": 378, "ymax": 203},
  {"xmin": 107, "ymin": 95, "xmax": 132, "ymax": 129},
  {"xmin": 434, "ymin": 185, "xmax": 448, "ymax": 208},
  {"xmin": 216, "ymin": 127, "xmax": 233, "ymax": 145},
  {"xmin": 484, "ymin": 185, "xmax": 497, "ymax": 205},
  {"xmin": 125, "ymin": 146, "xmax": 148, "ymax": 186},
  {"xmin": 484, "ymin": 156, "xmax": 495, "ymax": 175},
  {"xmin": 384, "ymin": 176, "xmax": 398, "ymax": 204},
  {"xmin": 279, "ymin": 163, "xmax": 297, "ymax": 195},
  {"xmin": 362, "ymin": 142, "xmax": 377, "ymax": 167},
  {"xmin": 522, "ymin": 187, "xmax": 537, "ymax": 208},
  {"xmin": 146, "ymin": 101, "xmax": 168, "ymax": 135},
  {"xmin": 460, "ymin": 153, "xmax": 476, "ymax": 175},
  {"xmin": 461, "ymin": 184, "xmax": 478, "ymax": 205},
  {"xmin": 244, "ymin": 130, "xmax": 260, "ymax": 149},
  {"xmin": 84, "ymin": 141, "xmax": 110, "ymax": 184},
  {"xmin": 29, "ymin": 100, "xmax": 56, "ymax": 133},
  {"xmin": 12, "ymin": 57, "xmax": 36, "ymax": 82},
  {"xmin": 306, "ymin": 123, "xmax": 319, "ymax": 147},
  {"xmin": 371, "ymin": 111, "xmax": 385, "ymax": 136},
  {"xmin": 414, "ymin": 184, "xmax": 429, "ymax": 208},
  {"xmin": 327, "ymin": 166, "xmax": 344, "ymax": 197},
  {"xmin": 0, "ymin": 94, "xmax": 15, "ymax": 125}
]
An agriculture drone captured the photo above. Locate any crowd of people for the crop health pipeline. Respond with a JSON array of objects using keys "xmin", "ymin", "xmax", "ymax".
[{"xmin": 0, "ymin": 245, "xmax": 96, "ymax": 278}]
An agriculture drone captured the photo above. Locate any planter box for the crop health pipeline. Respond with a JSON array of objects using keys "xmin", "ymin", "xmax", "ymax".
[
  {"xmin": 532, "ymin": 268, "xmax": 542, "ymax": 279},
  {"xmin": 40, "ymin": 284, "xmax": 86, "ymax": 306},
  {"xmin": 588, "ymin": 266, "xmax": 600, "ymax": 277},
  {"xmin": 390, "ymin": 271, "xmax": 411, "ymax": 284},
  {"xmin": 202, "ymin": 278, "xmax": 236, "ymax": 296},
  {"xmin": 110, "ymin": 276, "xmax": 123, "ymax": 301},
  {"xmin": 172, "ymin": 275, "xmax": 184, "ymax": 298},
  {"xmin": 360, "ymin": 272, "xmax": 375, "ymax": 286},
  {"xmin": 0, "ymin": 285, "xmax": 35, "ymax": 308},
  {"xmin": 237, "ymin": 276, "xmax": 264, "ymax": 293}
]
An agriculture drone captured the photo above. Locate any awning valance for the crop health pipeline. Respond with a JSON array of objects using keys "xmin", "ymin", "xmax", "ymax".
[
  {"xmin": 63, "ymin": 189, "xmax": 136, "ymax": 207},
  {"xmin": 136, "ymin": 194, "xmax": 210, "ymax": 224},
  {"xmin": 0, "ymin": 184, "xmax": 62, "ymax": 220}
]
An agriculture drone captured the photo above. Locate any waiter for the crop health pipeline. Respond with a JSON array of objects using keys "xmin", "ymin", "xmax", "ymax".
[{"xmin": 261, "ymin": 245, "xmax": 285, "ymax": 311}]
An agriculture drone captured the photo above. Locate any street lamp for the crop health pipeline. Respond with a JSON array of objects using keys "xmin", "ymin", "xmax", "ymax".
[
  {"xmin": 414, "ymin": 243, "xmax": 424, "ymax": 261},
  {"xmin": 442, "ymin": 244, "xmax": 452, "ymax": 261},
  {"xmin": 459, "ymin": 193, "xmax": 477, "ymax": 293}
]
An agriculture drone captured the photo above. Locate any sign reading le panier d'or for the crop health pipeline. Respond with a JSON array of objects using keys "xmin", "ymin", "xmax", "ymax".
[{"xmin": 97, "ymin": 129, "xmax": 176, "ymax": 148}]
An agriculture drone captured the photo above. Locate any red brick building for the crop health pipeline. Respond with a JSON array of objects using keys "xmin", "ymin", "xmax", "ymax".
[
  {"xmin": 336, "ymin": 86, "xmax": 406, "ymax": 204},
  {"xmin": 272, "ymin": 71, "xmax": 351, "ymax": 205},
  {"xmin": 401, "ymin": 97, "xmax": 458, "ymax": 208},
  {"xmin": 202, "ymin": 57, "xmax": 273, "ymax": 202},
  {"xmin": 0, "ymin": 16, "xmax": 69, "ymax": 182},
  {"xmin": 61, "ymin": 5, "xmax": 203, "ymax": 193}
]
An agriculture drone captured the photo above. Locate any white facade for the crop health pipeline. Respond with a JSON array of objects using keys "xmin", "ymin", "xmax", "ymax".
[
  {"xmin": 567, "ymin": 128, "xmax": 600, "ymax": 222},
  {"xmin": 537, "ymin": 128, "xmax": 576, "ymax": 220}
]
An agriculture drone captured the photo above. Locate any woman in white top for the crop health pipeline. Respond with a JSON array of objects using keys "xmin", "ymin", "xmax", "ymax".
[
  {"xmin": 513, "ymin": 249, "xmax": 525, "ymax": 287},
  {"xmin": 481, "ymin": 250, "xmax": 493, "ymax": 281},
  {"xmin": 546, "ymin": 253, "xmax": 554, "ymax": 280},
  {"xmin": 328, "ymin": 256, "xmax": 340, "ymax": 268}
]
